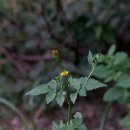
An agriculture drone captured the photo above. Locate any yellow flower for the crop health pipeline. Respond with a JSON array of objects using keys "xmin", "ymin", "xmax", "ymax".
[
  {"xmin": 60, "ymin": 70, "xmax": 70, "ymax": 77},
  {"xmin": 51, "ymin": 49, "xmax": 59, "ymax": 57}
]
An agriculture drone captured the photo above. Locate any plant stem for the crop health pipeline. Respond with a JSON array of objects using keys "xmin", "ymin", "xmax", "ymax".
[
  {"xmin": 82, "ymin": 66, "xmax": 95, "ymax": 85},
  {"xmin": 67, "ymin": 100, "xmax": 72, "ymax": 124},
  {"xmin": 65, "ymin": 77, "xmax": 72, "ymax": 124},
  {"xmin": 99, "ymin": 102, "xmax": 113, "ymax": 130},
  {"xmin": 87, "ymin": 66, "xmax": 95, "ymax": 79},
  {"xmin": 0, "ymin": 98, "xmax": 29, "ymax": 130}
]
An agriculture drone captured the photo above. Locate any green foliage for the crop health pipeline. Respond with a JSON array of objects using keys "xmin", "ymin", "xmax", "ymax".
[
  {"xmin": 93, "ymin": 47, "xmax": 130, "ymax": 83},
  {"xmin": 26, "ymin": 57, "xmax": 106, "ymax": 106},
  {"xmin": 116, "ymin": 75, "xmax": 130, "ymax": 88},
  {"xmin": 26, "ymin": 51, "xmax": 106, "ymax": 129},
  {"xmin": 52, "ymin": 112, "xmax": 87, "ymax": 130},
  {"xmin": 25, "ymin": 84, "xmax": 49, "ymax": 96},
  {"xmin": 92, "ymin": 65, "xmax": 109, "ymax": 79},
  {"xmin": 56, "ymin": 91, "xmax": 66, "ymax": 107},
  {"xmin": 27, "ymin": 62, "xmax": 105, "ymax": 105},
  {"xmin": 0, "ymin": 0, "xmax": 130, "ymax": 109},
  {"xmin": 93, "ymin": 45, "xmax": 130, "ymax": 129},
  {"xmin": 69, "ymin": 77, "xmax": 106, "ymax": 104},
  {"xmin": 120, "ymin": 114, "xmax": 130, "ymax": 128},
  {"xmin": 103, "ymin": 87, "xmax": 124, "ymax": 101},
  {"xmin": 85, "ymin": 78, "xmax": 106, "ymax": 91},
  {"xmin": 88, "ymin": 51, "xmax": 93, "ymax": 65},
  {"xmin": 0, "ymin": 0, "xmax": 130, "ymax": 129},
  {"xmin": 108, "ymin": 45, "xmax": 116, "ymax": 56}
]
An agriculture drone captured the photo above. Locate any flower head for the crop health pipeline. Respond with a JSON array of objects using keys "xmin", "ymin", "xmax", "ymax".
[
  {"xmin": 60, "ymin": 70, "xmax": 70, "ymax": 77},
  {"xmin": 51, "ymin": 49, "xmax": 59, "ymax": 57}
]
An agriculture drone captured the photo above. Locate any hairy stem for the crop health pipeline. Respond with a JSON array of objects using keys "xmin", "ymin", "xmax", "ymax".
[
  {"xmin": 0, "ymin": 98, "xmax": 29, "ymax": 130},
  {"xmin": 99, "ymin": 102, "xmax": 113, "ymax": 130},
  {"xmin": 82, "ymin": 66, "xmax": 95, "ymax": 85},
  {"xmin": 87, "ymin": 66, "xmax": 95, "ymax": 79}
]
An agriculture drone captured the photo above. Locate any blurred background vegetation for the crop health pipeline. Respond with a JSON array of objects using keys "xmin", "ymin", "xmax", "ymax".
[{"xmin": 0, "ymin": 0, "xmax": 130, "ymax": 129}]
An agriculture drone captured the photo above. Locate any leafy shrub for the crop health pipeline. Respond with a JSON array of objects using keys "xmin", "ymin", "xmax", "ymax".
[{"xmin": 93, "ymin": 45, "xmax": 130, "ymax": 129}]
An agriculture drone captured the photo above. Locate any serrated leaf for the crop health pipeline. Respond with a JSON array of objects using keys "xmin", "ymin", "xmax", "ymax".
[
  {"xmin": 56, "ymin": 91, "xmax": 66, "ymax": 107},
  {"xmin": 52, "ymin": 112, "xmax": 87, "ymax": 130},
  {"xmin": 73, "ymin": 112, "xmax": 82, "ymax": 126},
  {"xmin": 76, "ymin": 124, "xmax": 87, "ymax": 130},
  {"xmin": 73, "ymin": 112, "xmax": 87, "ymax": 130},
  {"xmin": 70, "ymin": 93, "xmax": 77, "ymax": 104},
  {"xmin": 25, "ymin": 84, "xmax": 48, "ymax": 96},
  {"xmin": 46, "ymin": 83, "xmax": 56, "ymax": 104},
  {"xmin": 69, "ymin": 77, "xmax": 86, "ymax": 96},
  {"xmin": 55, "ymin": 121, "xmax": 74, "ymax": 130},
  {"xmin": 108, "ymin": 44, "xmax": 116, "ymax": 55},
  {"xmin": 46, "ymin": 91, "xmax": 56, "ymax": 104},
  {"xmin": 65, "ymin": 124, "xmax": 74, "ymax": 130},
  {"xmin": 116, "ymin": 75, "xmax": 130, "ymax": 88},
  {"xmin": 93, "ymin": 65, "xmax": 109, "ymax": 79},
  {"xmin": 73, "ymin": 116, "xmax": 82, "ymax": 127},
  {"xmin": 88, "ymin": 51, "xmax": 93, "ymax": 64},
  {"xmin": 48, "ymin": 79, "xmax": 57, "ymax": 88},
  {"xmin": 69, "ymin": 77, "xmax": 82, "ymax": 91},
  {"xmin": 103, "ymin": 87, "xmax": 123, "ymax": 101},
  {"xmin": 74, "ymin": 112, "xmax": 82, "ymax": 119},
  {"xmin": 78, "ymin": 87, "xmax": 86, "ymax": 96},
  {"xmin": 83, "ymin": 78, "xmax": 106, "ymax": 91}
]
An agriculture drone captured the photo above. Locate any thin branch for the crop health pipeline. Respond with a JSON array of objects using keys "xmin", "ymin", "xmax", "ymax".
[
  {"xmin": 99, "ymin": 102, "xmax": 113, "ymax": 130},
  {"xmin": 0, "ymin": 98, "xmax": 29, "ymax": 130}
]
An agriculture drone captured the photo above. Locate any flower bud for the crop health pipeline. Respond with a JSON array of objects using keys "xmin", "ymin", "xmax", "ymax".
[{"xmin": 60, "ymin": 70, "xmax": 70, "ymax": 77}]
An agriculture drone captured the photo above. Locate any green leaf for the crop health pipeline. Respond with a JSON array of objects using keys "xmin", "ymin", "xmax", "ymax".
[
  {"xmin": 78, "ymin": 87, "xmax": 86, "ymax": 96},
  {"xmin": 104, "ymin": 76, "xmax": 113, "ymax": 83},
  {"xmin": 52, "ymin": 113, "xmax": 87, "ymax": 130},
  {"xmin": 46, "ymin": 82, "xmax": 56, "ymax": 104},
  {"xmin": 48, "ymin": 80, "xmax": 57, "ymax": 88},
  {"xmin": 53, "ymin": 121, "xmax": 74, "ymax": 130},
  {"xmin": 120, "ymin": 114, "xmax": 130, "ymax": 127},
  {"xmin": 76, "ymin": 125, "xmax": 87, "ymax": 130},
  {"xmin": 108, "ymin": 44, "xmax": 116, "ymax": 56},
  {"xmin": 93, "ymin": 65, "xmax": 109, "ymax": 79},
  {"xmin": 25, "ymin": 84, "xmax": 48, "ymax": 96},
  {"xmin": 74, "ymin": 112, "xmax": 82, "ymax": 119},
  {"xmin": 69, "ymin": 77, "xmax": 82, "ymax": 91},
  {"xmin": 65, "ymin": 124, "xmax": 74, "ymax": 130},
  {"xmin": 56, "ymin": 91, "xmax": 66, "ymax": 107},
  {"xmin": 103, "ymin": 87, "xmax": 123, "ymax": 101},
  {"xmin": 70, "ymin": 93, "xmax": 77, "ymax": 104},
  {"xmin": 116, "ymin": 75, "xmax": 130, "ymax": 88},
  {"xmin": 69, "ymin": 77, "xmax": 87, "ymax": 97},
  {"xmin": 83, "ymin": 78, "xmax": 106, "ymax": 91},
  {"xmin": 73, "ymin": 112, "xmax": 87, "ymax": 130},
  {"xmin": 114, "ymin": 52, "xmax": 127, "ymax": 65},
  {"xmin": 88, "ymin": 51, "xmax": 93, "ymax": 64},
  {"xmin": 73, "ymin": 117, "xmax": 82, "ymax": 126},
  {"xmin": 46, "ymin": 91, "xmax": 56, "ymax": 104}
]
